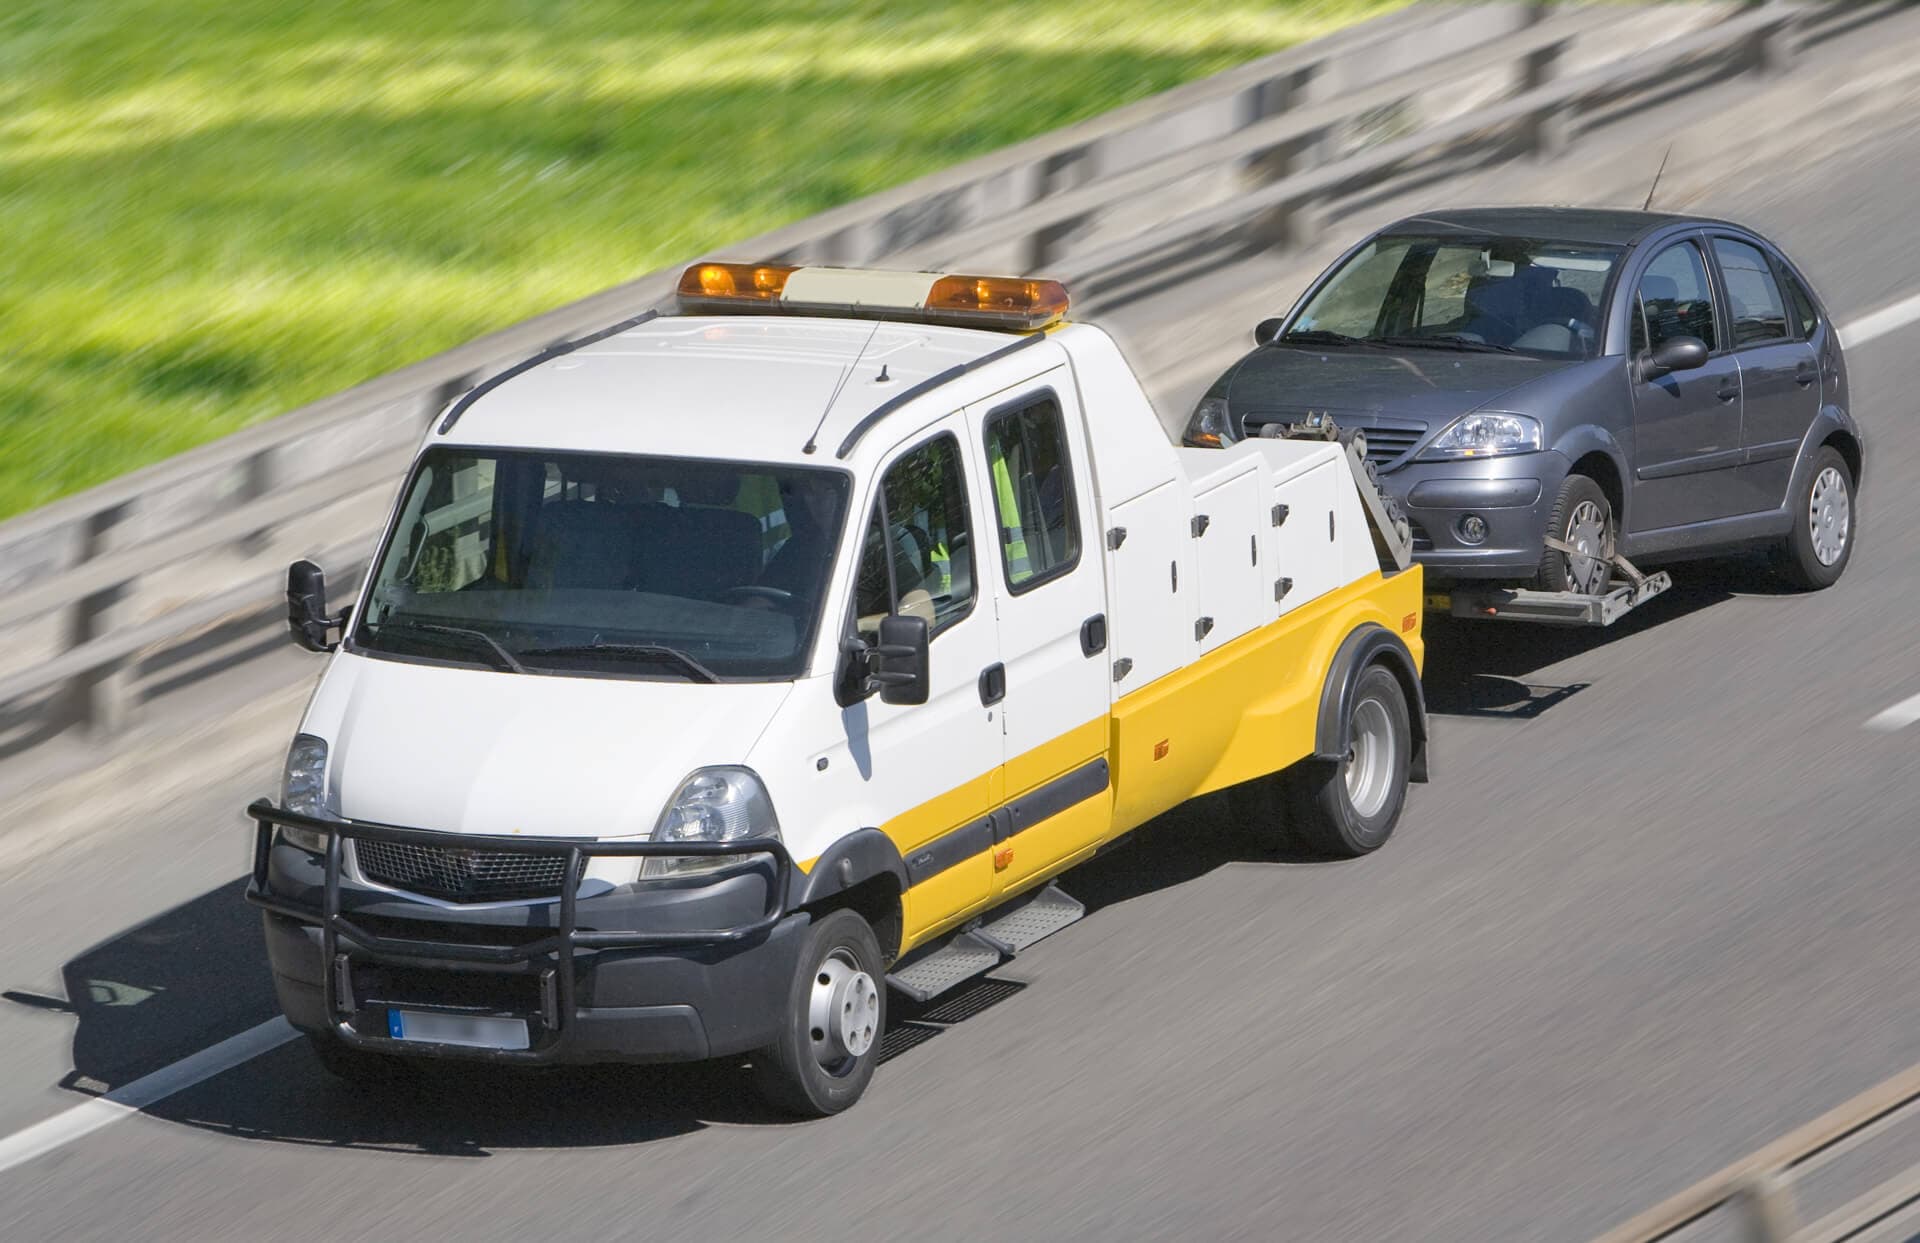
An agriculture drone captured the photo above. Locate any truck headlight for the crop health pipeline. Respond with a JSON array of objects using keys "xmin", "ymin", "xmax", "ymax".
[
  {"xmin": 1184, "ymin": 396, "xmax": 1238, "ymax": 448},
  {"xmin": 643, "ymin": 766, "xmax": 781, "ymax": 879},
  {"xmin": 1421, "ymin": 412, "xmax": 1542, "ymax": 459},
  {"xmin": 277, "ymin": 733, "xmax": 334, "ymax": 854}
]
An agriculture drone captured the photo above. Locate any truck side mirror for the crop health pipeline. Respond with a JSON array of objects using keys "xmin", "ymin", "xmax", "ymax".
[
  {"xmin": 286, "ymin": 559, "xmax": 335, "ymax": 652},
  {"xmin": 1253, "ymin": 318, "xmax": 1285, "ymax": 346},
  {"xmin": 872, "ymin": 614, "xmax": 930, "ymax": 706},
  {"xmin": 1639, "ymin": 334, "xmax": 1708, "ymax": 380}
]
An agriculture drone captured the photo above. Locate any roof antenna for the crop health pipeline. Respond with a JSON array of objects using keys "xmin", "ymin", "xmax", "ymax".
[
  {"xmin": 1642, "ymin": 143, "xmax": 1673, "ymax": 212},
  {"xmin": 802, "ymin": 318, "xmax": 883, "ymax": 455}
]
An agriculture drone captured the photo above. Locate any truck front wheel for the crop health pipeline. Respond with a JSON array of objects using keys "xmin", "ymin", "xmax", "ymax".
[
  {"xmin": 1235, "ymin": 663, "xmax": 1410, "ymax": 857},
  {"xmin": 751, "ymin": 908, "xmax": 886, "ymax": 1117}
]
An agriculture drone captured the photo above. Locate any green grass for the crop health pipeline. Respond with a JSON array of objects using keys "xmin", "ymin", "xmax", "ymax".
[{"xmin": 0, "ymin": 0, "xmax": 1404, "ymax": 519}]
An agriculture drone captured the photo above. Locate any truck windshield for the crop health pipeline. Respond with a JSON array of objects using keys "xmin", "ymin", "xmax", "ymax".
[
  {"xmin": 351, "ymin": 447, "xmax": 850, "ymax": 681},
  {"xmin": 1287, "ymin": 234, "xmax": 1624, "ymax": 359}
]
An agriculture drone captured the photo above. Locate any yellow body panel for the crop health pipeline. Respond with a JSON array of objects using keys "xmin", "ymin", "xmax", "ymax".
[{"xmin": 872, "ymin": 567, "xmax": 1423, "ymax": 957}]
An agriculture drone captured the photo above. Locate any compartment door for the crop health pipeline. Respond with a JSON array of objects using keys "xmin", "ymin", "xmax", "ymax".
[
  {"xmin": 1191, "ymin": 469, "xmax": 1267, "ymax": 654},
  {"xmin": 1268, "ymin": 462, "xmax": 1340, "ymax": 615},
  {"xmin": 1104, "ymin": 480, "xmax": 1194, "ymax": 694}
]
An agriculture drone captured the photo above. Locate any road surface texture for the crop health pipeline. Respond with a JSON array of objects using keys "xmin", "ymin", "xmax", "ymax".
[{"xmin": 4, "ymin": 10, "xmax": 1920, "ymax": 1240}]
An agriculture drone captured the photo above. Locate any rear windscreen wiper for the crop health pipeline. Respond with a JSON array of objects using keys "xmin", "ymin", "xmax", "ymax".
[
  {"xmin": 518, "ymin": 641, "xmax": 719, "ymax": 683},
  {"xmin": 1371, "ymin": 334, "xmax": 1518, "ymax": 354},
  {"xmin": 374, "ymin": 619, "xmax": 526, "ymax": 674}
]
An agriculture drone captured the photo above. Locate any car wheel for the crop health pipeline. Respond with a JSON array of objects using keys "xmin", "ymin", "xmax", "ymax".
[
  {"xmin": 751, "ymin": 908, "xmax": 886, "ymax": 1117},
  {"xmin": 1535, "ymin": 474, "xmax": 1614, "ymax": 595},
  {"xmin": 1233, "ymin": 664, "xmax": 1410, "ymax": 858},
  {"xmin": 1774, "ymin": 446, "xmax": 1854, "ymax": 590}
]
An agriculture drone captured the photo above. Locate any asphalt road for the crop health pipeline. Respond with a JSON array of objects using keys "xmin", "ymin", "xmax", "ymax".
[{"xmin": 5, "ymin": 16, "xmax": 1920, "ymax": 1242}]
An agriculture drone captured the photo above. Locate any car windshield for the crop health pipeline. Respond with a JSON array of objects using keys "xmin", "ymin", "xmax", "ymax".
[
  {"xmin": 351, "ymin": 447, "xmax": 850, "ymax": 681},
  {"xmin": 1286, "ymin": 234, "xmax": 1624, "ymax": 359}
]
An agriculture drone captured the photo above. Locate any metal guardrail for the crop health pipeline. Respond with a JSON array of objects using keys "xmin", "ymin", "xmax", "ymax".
[
  {"xmin": 0, "ymin": 1, "xmax": 1886, "ymax": 743},
  {"xmin": 1594, "ymin": 1060, "xmax": 1920, "ymax": 1242}
]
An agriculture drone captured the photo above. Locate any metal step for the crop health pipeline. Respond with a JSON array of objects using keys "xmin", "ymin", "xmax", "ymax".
[{"xmin": 885, "ymin": 883, "xmax": 1086, "ymax": 1003}]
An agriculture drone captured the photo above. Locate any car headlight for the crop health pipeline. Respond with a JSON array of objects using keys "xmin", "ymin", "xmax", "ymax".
[
  {"xmin": 1183, "ymin": 396, "xmax": 1238, "ymax": 448},
  {"xmin": 642, "ymin": 766, "xmax": 781, "ymax": 879},
  {"xmin": 277, "ymin": 733, "xmax": 334, "ymax": 854},
  {"xmin": 1421, "ymin": 412, "xmax": 1542, "ymax": 459}
]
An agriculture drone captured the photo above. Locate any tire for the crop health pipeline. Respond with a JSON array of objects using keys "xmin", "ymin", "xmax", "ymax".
[
  {"xmin": 1275, "ymin": 664, "xmax": 1412, "ymax": 858},
  {"xmin": 1534, "ymin": 473, "xmax": 1614, "ymax": 595},
  {"xmin": 306, "ymin": 1032, "xmax": 422, "ymax": 1089},
  {"xmin": 1774, "ymin": 445, "xmax": 1854, "ymax": 590},
  {"xmin": 751, "ymin": 908, "xmax": 886, "ymax": 1117}
]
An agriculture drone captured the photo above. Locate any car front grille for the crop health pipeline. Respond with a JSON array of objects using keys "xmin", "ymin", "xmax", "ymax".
[
  {"xmin": 1242, "ymin": 411, "xmax": 1428, "ymax": 466},
  {"xmin": 355, "ymin": 839, "xmax": 570, "ymax": 903}
]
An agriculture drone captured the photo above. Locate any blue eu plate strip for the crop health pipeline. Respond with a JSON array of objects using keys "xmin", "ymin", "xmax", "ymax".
[{"xmin": 388, "ymin": 1009, "xmax": 405, "ymax": 1039}]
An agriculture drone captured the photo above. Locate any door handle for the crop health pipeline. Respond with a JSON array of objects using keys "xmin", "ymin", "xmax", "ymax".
[
  {"xmin": 978, "ymin": 662, "xmax": 1006, "ymax": 707},
  {"xmin": 1794, "ymin": 363, "xmax": 1817, "ymax": 387},
  {"xmin": 1080, "ymin": 614, "xmax": 1107, "ymax": 657},
  {"xmin": 1715, "ymin": 381, "xmax": 1739, "ymax": 403}
]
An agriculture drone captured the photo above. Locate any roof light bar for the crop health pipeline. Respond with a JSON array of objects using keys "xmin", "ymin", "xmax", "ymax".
[{"xmin": 676, "ymin": 263, "xmax": 1069, "ymax": 331}]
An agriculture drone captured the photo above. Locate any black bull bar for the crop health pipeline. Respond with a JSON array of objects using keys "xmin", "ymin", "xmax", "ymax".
[{"xmin": 243, "ymin": 799, "xmax": 792, "ymax": 1061}]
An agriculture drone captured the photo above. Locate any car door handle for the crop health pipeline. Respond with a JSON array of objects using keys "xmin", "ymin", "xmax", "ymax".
[
  {"xmin": 978, "ymin": 663, "xmax": 1006, "ymax": 707},
  {"xmin": 1794, "ymin": 363, "xmax": 1817, "ymax": 387},
  {"xmin": 1080, "ymin": 614, "xmax": 1107, "ymax": 657},
  {"xmin": 1715, "ymin": 381, "xmax": 1740, "ymax": 403}
]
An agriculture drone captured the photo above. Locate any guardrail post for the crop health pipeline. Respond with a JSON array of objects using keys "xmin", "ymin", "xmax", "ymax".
[
  {"xmin": 1026, "ymin": 144, "xmax": 1097, "ymax": 271},
  {"xmin": 1734, "ymin": 1171, "xmax": 1797, "ymax": 1243},
  {"xmin": 236, "ymin": 446, "xmax": 276, "ymax": 554},
  {"xmin": 1519, "ymin": 37, "xmax": 1569, "ymax": 160},
  {"xmin": 1744, "ymin": 3, "xmax": 1791, "ymax": 78},
  {"xmin": 59, "ymin": 501, "xmax": 136, "ymax": 740}
]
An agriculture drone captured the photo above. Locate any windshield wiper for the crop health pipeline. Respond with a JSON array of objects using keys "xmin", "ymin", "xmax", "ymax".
[
  {"xmin": 374, "ymin": 619, "xmax": 526, "ymax": 674},
  {"xmin": 1371, "ymin": 334, "xmax": 1518, "ymax": 355},
  {"xmin": 518, "ymin": 641, "xmax": 719, "ymax": 683},
  {"xmin": 1276, "ymin": 329, "xmax": 1383, "ymax": 349}
]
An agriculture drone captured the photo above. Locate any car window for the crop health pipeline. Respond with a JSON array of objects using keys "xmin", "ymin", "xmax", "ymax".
[
  {"xmin": 1290, "ymin": 234, "xmax": 1618, "ymax": 358},
  {"xmin": 851, "ymin": 433, "xmax": 975, "ymax": 639},
  {"xmin": 1638, "ymin": 241, "xmax": 1717, "ymax": 353},
  {"xmin": 984, "ymin": 395, "xmax": 1081, "ymax": 592},
  {"xmin": 1776, "ymin": 263, "xmax": 1820, "ymax": 339},
  {"xmin": 1713, "ymin": 238, "xmax": 1791, "ymax": 346}
]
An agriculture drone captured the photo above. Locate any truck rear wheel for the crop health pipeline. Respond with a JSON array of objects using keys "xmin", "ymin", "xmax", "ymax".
[
  {"xmin": 1258, "ymin": 664, "xmax": 1410, "ymax": 858},
  {"xmin": 751, "ymin": 908, "xmax": 886, "ymax": 1117}
]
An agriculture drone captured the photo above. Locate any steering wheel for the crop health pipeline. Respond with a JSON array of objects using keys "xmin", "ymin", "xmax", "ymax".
[{"xmin": 722, "ymin": 585, "xmax": 795, "ymax": 606}]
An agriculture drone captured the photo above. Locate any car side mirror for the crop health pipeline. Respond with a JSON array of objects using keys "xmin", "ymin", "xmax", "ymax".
[
  {"xmin": 872, "ymin": 614, "xmax": 930, "ymax": 706},
  {"xmin": 1640, "ymin": 335, "xmax": 1709, "ymax": 380},
  {"xmin": 286, "ymin": 559, "xmax": 335, "ymax": 652},
  {"xmin": 1253, "ymin": 318, "xmax": 1285, "ymax": 347}
]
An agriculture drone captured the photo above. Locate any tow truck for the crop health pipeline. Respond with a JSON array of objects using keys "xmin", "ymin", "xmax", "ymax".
[{"xmin": 247, "ymin": 263, "xmax": 1429, "ymax": 1115}]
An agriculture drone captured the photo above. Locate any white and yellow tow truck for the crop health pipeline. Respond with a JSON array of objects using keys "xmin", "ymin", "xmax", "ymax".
[{"xmin": 248, "ymin": 263, "xmax": 1430, "ymax": 1115}]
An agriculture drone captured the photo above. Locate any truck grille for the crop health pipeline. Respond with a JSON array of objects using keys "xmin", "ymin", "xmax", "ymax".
[{"xmin": 356, "ymin": 839, "xmax": 569, "ymax": 903}]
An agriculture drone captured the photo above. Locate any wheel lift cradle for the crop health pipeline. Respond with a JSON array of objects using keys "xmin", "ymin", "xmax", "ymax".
[
  {"xmin": 1428, "ymin": 535, "xmax": 1673, "ymax": 627},
  {"xmin": 887, "ymin": 415, "xmax": 1419, "ymax": 1004}
]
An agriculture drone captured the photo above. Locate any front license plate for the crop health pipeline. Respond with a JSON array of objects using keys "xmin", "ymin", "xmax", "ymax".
[{"xmin": 387, "ymin": 1008, "xmax": 529, "ymax": 1051}]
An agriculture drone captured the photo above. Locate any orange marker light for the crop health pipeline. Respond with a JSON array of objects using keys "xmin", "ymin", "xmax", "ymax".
[
  {"xmin": 1401, "ymin": 612, "xmax": 1418, "ymax": 633},
  {"xmin": 677, "ymin": 262, "xmax": 796, "ymax": 303},
  {"xmin": 926, "ymin": 274, "xmax": 1070, "ymax": 329},
  {"xmin": 1153, "ymin": 739, "xmax": 1170, "ymax": 761},
  {"xmin": 993, "ymin": 846, "xmax": 1014, "ymax": 871}
]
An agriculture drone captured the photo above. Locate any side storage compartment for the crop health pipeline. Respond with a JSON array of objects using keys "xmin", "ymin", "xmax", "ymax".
[
  {"xmin": 1257, "ymin": 441, "xmax": 1346, "ymax": 616},
  {"xmin": 1102, "ymin": 480, "xmax": 1195, "ymax": 694},
  {"xmin": 1176, "ymin": 447, "xmax": 1270, "ymax": 655}
]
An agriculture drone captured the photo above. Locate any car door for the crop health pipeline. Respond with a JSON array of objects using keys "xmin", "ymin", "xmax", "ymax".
[
  {"xmin": 974, "ymin": 375, "xmax": 1113, "ymax": 897},
  {"xmin": 1710, "ymin": 235, "xmax": 1821, "ymax": 511},
  {"xmin": 1628, "ymin": 237, "xmax": 1748, "ymax": 531},
  {"xmin": 835, "ymin": 421, "xmax": 1001, "ymax": 946}
]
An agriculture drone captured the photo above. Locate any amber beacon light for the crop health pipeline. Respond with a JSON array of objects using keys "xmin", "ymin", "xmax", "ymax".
[{"xmin": 676, "ymin": 263, "xmax": 1070, "ymax": 330}]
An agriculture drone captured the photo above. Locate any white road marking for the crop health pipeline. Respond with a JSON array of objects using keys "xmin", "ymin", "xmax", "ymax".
[
  {"xmin": 1865, "ymin": 693, "xmax": 1920, "ymax": 734},
  {"xmin": 0, "ymin": 1017, "xmax": 296, "ymax": 1177},
  {"xmin": 1842, "ymin": 292, "xmax": 1920, "ymax": 347}
]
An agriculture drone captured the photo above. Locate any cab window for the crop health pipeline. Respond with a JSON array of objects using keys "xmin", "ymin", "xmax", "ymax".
[
  {"xmin": 1638, "ymin": 241, "xmax": 1718, "ymax": 353},
  {"xmin": 984, "ymin": 395, "xmax": 1080, "ymax": 592},
  {"xmin": 852, "ymin": 434, "xmax": 975, "ymax": 639},
  {"xmin": 1713, "ymin": 238, "xmax": 1790, "ymax": 346}
]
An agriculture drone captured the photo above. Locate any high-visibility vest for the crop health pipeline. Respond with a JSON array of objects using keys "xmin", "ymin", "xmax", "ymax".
[{"xmin": 988, "ymin": 441, "xmax": 1032, "ymax": 580}]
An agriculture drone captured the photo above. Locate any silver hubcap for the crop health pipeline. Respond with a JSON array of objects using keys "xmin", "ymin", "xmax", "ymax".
[
  {"xmin": 808, "ymin": 949, "xmax": 879, "ymax": 1075},
  {"xmin": 1809, "ymin": 466, "xmax": 1851, "ymax": 567},
  {"xmin": 1564, "ymin": 499, "xmax": 1610, "ymax": 595},
  {"xmin": 1344, "ymin": 697, "xmax": 1398, "ymax": 819}
]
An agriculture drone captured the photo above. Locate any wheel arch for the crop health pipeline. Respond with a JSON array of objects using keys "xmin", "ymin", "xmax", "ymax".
[
  {"xmin": 1552, "ymin": 424, "xmax": 1630, "ymax": 527},
  {"xmin": 1312, "ymin": 623, "xmax": 1430, "ymax": 783},
  {"xmin": 786, "ymin": 828, "xmax": 907, "ymax": 963}
]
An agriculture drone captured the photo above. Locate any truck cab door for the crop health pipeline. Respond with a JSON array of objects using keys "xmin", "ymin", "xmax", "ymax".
[
  {"xmin": 832, "ymin": 421, "xmax": 1002, "ymax": 948},
  {"xmin": 972, "ymin": 373, "xmax": 1114, "ymax": 896}
]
